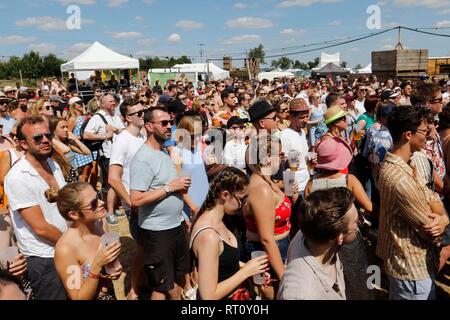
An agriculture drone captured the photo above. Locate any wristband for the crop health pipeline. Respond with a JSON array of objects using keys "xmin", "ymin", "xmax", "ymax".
[{"xmin": 88, "ymin": 271, "xmax": 100, "ymax": 280}]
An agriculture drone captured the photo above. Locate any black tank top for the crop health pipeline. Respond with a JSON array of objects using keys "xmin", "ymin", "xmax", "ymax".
[{"xmin": 191, "ymin": 226, "xmax": 240, "ymax": 283}]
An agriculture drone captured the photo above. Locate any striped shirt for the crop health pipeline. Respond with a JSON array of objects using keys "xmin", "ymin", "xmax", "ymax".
[{"xmin": 377, "ymin": 152, "xmax": 440, "ymax": 281}]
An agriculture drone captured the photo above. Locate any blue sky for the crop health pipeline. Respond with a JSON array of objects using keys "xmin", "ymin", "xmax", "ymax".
[{"xmin": 0, "ymin": 0, "xmax": 449, "ymax": 68}]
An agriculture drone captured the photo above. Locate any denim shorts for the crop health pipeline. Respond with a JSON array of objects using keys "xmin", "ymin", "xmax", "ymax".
[{"xmin": 246, "ymin": 235, "xmax": 291, "ymax": 263}]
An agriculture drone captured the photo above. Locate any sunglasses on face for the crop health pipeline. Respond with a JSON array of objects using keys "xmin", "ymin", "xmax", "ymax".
[
  {"xmin": 128, "ymin": 110, "xmax": 144, "ymax": 117},
  {"xmin": 44, "ymin": 105, "xmax": 53, "ymax": 111},
  {"xmin": 429, "ymin": 97, "xmax": 443, "ymax": 104},
  {"xmin": 279, "ymin": 109, "xmax": 288, "ymax": 113},
  {"xmin": 32, "ymin": 132, "xmax": 54, "ymax": 144},
  {"xmin": 151, "ymin": 119, "xmax": 174, "ymax": 127},
  {"xmin": 231, "ymin": 126, "xmax": 246, "ymax": 130},
  {"xmin": 262, "ymin": 114, "xmax": 277, "ymax": 121},
  {"xmin": 79, "ymin": 192, "xmax": 102, "ymax": 212}
]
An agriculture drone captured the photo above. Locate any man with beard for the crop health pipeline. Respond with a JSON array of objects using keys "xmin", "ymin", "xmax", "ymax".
[
  {"xmin": 4, "ymin": 116, "xmax": 68, "ymax": 300},
  {"xmin": 130, "ymin": 107, "xmax": 191, "ymax": 300}
]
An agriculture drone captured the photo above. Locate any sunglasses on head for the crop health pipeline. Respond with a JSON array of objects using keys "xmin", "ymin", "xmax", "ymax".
[{"xmin": 32, "ymin": 132, "xmax": 54, "ymax": 144}]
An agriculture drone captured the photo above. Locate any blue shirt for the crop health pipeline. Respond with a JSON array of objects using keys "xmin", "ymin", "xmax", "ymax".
[
  {"xmin": 163, "ymin": 124, "xmax": 177, "ymax": 148},
  {"xmin": 173, "ymin": 145, "xmax": 209, "ymax": 218},
  {"xmin": 363, "ymin": 123, "xmax": 393, "ymax": 166},
  {"xmin": 0, "ymin": 115, "xmax": 16, "ymax": 135},
  {"xmin": 130, "ymin": 144, "xmax": 184, "ymax": 231}
]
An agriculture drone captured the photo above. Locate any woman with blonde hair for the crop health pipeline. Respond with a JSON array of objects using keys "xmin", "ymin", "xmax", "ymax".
[
  {"xmin": 48, "ymin": 182, "xmax": 122, "ymax": 300},
  {"xmin": 30, "ymin": 99, "xmax": 54, "ymax": 119}
]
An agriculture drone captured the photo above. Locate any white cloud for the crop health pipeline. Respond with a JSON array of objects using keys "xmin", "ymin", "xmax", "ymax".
[
  {"xmin": 111, "ymin": 32, "xmax": 143, "ymax": 38},
  {"xmin": 436, "ymin": 20, "xmax": 450, "ymax": 28},
  {"xmin": 135, "ymin": 51, "xmax": 155, "ymax": 57},
  {"xmin": 234, "ymin": 2, "xmax": 248, "ymax": 9},
  {"xmin": 107, "ymin": 0, "xmax": 128, "ymax": 7},
  {"xmin": 175, "ymin": 20, "xmax": 205, "ymax": 31},
  {"xmin": 226, "ymin": 17, "xmax": 274, "ymax": 29},
  {"xmin": 68, "ymin": 43, "xmax": 92, "ymax": 52},
  {"xmin": 16, "ymin": 16, "xmax": 94, "ymax": 31},
  {"xmin": 29, "ymin": 43, "xmax": 56, "ymax": 54},
  {"xmin": 222, "ymin": 34, "xmax": 261, "ymax": 45},
  {"xmin": 167, "ymin": 33, "xmax": 182, "ymax": 44},
  {"xmin": 134, "ymin": 16, "xmax": 144, "ymax": 21},
  {"xmin": 137, "ymin": 38, "xmax": 158, "ymax": 46},
  {"xmin": 0, "ymin": 35, "xmax": 37, "ymax": 44},
  {"xmin": 394, "ymin": 0, "xmax": 450, "ymax": 11},
  {"xmin": 280, "ymin": 28, "xmax": 306, "ymax": 36},
  {"xmin": 277, "ymin": 0, "xmax": 343, "ymax": 8},
  {"xmin": 328, "ymin": 20, "xmax": 342, "ymax": 26},
  {"xmin": 58, "ymin": 0, "xmax": 95, "ymax": 5},
  {"xmin": 382, "ymin": 44, "xmax": 395, "ymax": 50}
]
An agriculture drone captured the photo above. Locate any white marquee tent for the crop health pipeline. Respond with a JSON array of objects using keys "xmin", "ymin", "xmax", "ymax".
[
  {"xmin": 61, "ymin": 41, "xmax": 140, "ymax": 88},
  {"xmin": 171, "ymin": 63, "xmax": 230, "ymax": 81},
  {"xmin": 257, "ymin": 70, "xmax": 295, "ymax": 82}
]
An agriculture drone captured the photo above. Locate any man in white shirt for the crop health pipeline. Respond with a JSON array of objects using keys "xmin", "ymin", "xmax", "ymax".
[
  {"xmin": 83, "ymin": 94, "xmax": 125, "ymax": 224},
  {"xmin": 354, "ymin": 83, "xmax": 367, "ymax": 118},
  {"xmin": 223, "ymin": 116, "xmax": 247, "ymax": 171},
  {"xmin": 5, "ymin": 116, "xmax": 68, "ymax": 300},
  {"xmin": 108, "ymin": 98, "xmax": 145, "ymax": 300},
  {"xmin": 280, "ymin": 98, "xmax": 312, "ymax": 196},
  {"xmin": 443, "ymin": 80, "xmax": 450, "ymax": 105}
]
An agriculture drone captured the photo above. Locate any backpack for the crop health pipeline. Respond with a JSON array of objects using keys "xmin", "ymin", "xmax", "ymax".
[{"xmin": 80, "ymin": 113, "xmax": 109, "ymax": 152}]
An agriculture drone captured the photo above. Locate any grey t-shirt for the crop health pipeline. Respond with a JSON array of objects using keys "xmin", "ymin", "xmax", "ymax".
[{"xmin": 130, "ymin": 144, "xmax": 184, "ymax": 231}]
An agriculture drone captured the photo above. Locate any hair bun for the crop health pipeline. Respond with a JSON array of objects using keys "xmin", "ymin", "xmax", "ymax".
[{"xmin": 45, "ymin": 187, "xmax": 59, "ymax": 203}]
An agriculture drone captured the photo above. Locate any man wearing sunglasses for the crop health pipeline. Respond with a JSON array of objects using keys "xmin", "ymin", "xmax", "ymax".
[
  {"xmin": 87, "ymin": 86, "xmax": 103, "ymax": 115},
  {"xmin": 354, "ymin": 83, "xmax": 367, "ymax": 118},
  {"xmin": 0, "ymin": 92, "xmax": 15, "ymax": 135},
  {"xmin": 4, "ymin": 116, "xmax": 68, "ymax": 300},
  {"xmin": 130, "ymin": 107, "xmax": 191, "ymax": 300},
  {"xmin": 109, "ymin": 98, "xmax": 146, "ymax": 300}
]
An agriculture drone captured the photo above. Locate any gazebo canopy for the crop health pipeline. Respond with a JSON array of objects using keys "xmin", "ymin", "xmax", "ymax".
[{"xmin": 61, "ymin": 41, "xmax": 139, "ymax": 72}]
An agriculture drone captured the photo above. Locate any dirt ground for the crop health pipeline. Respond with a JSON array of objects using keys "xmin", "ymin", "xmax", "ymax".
[{"xmin": 109, "ymin": 215, "xmax": 137, "ymax": 300}]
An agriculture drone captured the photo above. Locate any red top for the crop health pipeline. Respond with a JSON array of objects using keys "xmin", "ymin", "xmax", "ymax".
[{"xmin": 246, "ymin": 196, "xmax": 292, "ymax": 236}]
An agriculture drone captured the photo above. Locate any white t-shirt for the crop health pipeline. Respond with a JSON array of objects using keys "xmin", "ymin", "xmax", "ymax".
[
  {"xmin": 109, "ymin": 130, "xmax": 145, "ymax": 209},
  {"xmin": 354, "ymin": 99, "xmax": 366, "ymax": 118},
  {"xmin": 223, "ymin": 140, "xmax": 247, "ymax": 170},
  {"xmin": 443, "ymin": 92, "xmax": 450, "ymax": 102},
  {"xmin": 84, "ymin": 109, "xmax": 125, "ymax": 158},
  {"xmin": 4, "ymin": 158, "xmax": 68, "ymax": 258},
  {"xmin": 280, "ymin": 128, "xmax": 310, "ymax": 192}
]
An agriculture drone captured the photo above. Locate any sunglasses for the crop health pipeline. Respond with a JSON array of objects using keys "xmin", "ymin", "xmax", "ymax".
[
  {"xmin": 279, "ymin": 109, "xmax": 288, "ymax": 113},
  {"xmin": 429, "ymin": 97, "xmax": 443, "ymax": 104},
  {"xmin": 151, "ymin": 119, "xmax": 174, "ymax": 127},
  {"xmin": 44, "ymin": 105, "xmax": 53, "ymax": 111},
  {"xmin": 32, "ymin": 132, "xmax": 54, "ymax": 144},
  {"xmin": 128, "ymin": 110, "xmax": 144, "ymax": 117},
  {"xmin": 231, "ymin": 125, "xmax": 246, "ymax": 130},
  {"xmin": 262, "ymin": 114, "xmax": 277, "ymax": 121},
  {"xmin": 79, "ymin": 192, "xmax": 102, "ymax": 212}
]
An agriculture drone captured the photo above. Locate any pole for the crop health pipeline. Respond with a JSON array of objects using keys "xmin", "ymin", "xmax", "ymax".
[
  {"xmin": 207, "ymin": 59, "xmax": 210, "ymax": 82},
  {"xmin": 395, "ymin": 27, "xmax": 403, "ymax": 50},
  {"xmin": 19, "ymin": 69, "xmax": 23, "ymax": 87}
]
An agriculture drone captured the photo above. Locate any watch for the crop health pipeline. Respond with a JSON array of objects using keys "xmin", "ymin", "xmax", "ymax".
[{"xmin": 164, "ymin": 184, "xmax": 172, "ymax": 195}]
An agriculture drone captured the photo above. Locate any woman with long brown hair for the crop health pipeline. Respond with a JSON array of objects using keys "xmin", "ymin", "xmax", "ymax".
[{"xmin": 190, "ymin": 167, "xmax": 269, "ymax": 300}]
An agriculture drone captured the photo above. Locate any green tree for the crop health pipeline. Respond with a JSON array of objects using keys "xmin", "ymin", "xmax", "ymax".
[
  {"xmin": 340, "ymin": 61, "xmax": 348, "ymax": 68},
  {"xmin": 307, "ymin": 57, "xmax": 320, "ymax": 70},
  {"xmin": 355, "ymin": 64, "xmax": 363, "ymax": 70},
  {"xmin": 248, "ymin": 44, "xmax": 265, "ymax": 65},
  {"xmin": 42, "ymin": 54, "xmax": 65, "ymax": 77},
  {"xmin": 292, "ymin": 60, "xmax": 309, "ymax": 70}
]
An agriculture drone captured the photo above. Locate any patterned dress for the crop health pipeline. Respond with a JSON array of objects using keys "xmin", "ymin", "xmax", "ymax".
[{"xmin": 72, "ymin": 116, "xmax": 97, "ymax": 169}]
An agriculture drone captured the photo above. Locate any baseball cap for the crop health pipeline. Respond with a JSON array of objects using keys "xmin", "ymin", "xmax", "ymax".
[
  {"xmin": 248, "ymin": 100, "xmax": 277, "ymax": 123},
  {"xmin": 380, "ymin": 90, "xmax": 399, "ymax": 101},
  {"xmin": 158, "ymin": 94, "xmax": 173, "ymax": 104},
  {"xmin": 50, "ymin": 96, "xmax": 65, "ymax": 103},
  {"xmin": 226, "ymin": 116, "xmax": 248, "ymax": 129},
  {"xmin": 0, "ymin": 92, "xmax": 9, "ymax": 102},
  {"xmin": 69, "ymin": 97, "xmax": 82, "ymax": 105}
]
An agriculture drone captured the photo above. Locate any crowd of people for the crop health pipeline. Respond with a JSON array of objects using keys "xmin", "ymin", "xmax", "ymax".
[{"xmin": 0, "ymin": 72, "xmax": 449, "ymax": 300}]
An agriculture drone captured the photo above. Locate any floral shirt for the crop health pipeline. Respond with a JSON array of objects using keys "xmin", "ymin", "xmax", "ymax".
[
  {"xmin": 363, "ymin": 122, "xmax": 393, "ymax": 166},
  {"xmin": 423, "ymin": 135, "xmax": 446, "ymax": 181}
]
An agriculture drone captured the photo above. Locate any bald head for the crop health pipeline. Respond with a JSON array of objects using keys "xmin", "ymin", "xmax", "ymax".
[{"xmin": 101, "ymin": 94, "xmax": 116, "ymax": 115}]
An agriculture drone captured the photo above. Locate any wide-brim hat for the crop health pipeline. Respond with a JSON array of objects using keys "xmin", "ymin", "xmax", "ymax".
[
  {"xmin": 315, "ymin": 138, "xmax": 353, "ymax": 171},
  {"xmin": 324, "ymin": 106, "xmax": 348, "ymax": 125}
]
